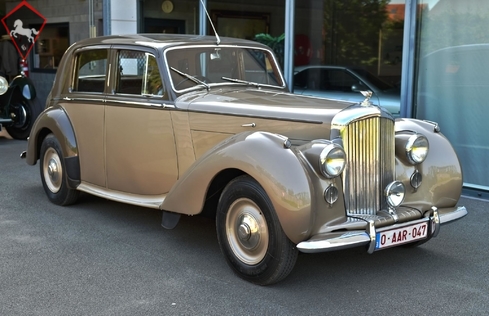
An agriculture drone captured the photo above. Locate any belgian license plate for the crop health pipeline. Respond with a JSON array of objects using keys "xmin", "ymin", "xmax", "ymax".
[{"xmin": 375, "ymin": 222, "xmax": 428, "ymax": 250}]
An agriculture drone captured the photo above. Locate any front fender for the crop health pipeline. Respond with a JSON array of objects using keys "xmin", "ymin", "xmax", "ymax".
[
  {"xmin": 395, "ymin": 118, "xmax": 462, "ymax": 209},
  {"xmin": 25, "ymin": 107, "xmax": 78, "ymax": 165},
  {"xmin": 161, "ymin": 131, "xmax": 314, "ymax": 244}
]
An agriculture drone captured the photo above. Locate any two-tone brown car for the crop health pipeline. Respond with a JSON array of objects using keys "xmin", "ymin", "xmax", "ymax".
[{"xmin": 22, "ymin": 34, "xmax": 467, "ymax": 285}]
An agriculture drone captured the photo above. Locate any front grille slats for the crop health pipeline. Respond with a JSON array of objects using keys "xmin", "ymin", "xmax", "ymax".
[{"xmin": 341, "ymin": 117, "xmax": 395, "ymax": 215}]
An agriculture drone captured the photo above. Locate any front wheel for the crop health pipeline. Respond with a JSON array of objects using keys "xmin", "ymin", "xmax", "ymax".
[
  {"xmin": 40, "ymin": 134, "xmax": 80, "ymax": 206},
  {"xmin": 216, "ymin": 175, "xmax": 298, "ymax": 285},
  {"xmin": 6, "ymin": 96, "xmax": 42, "ymax": 140}
]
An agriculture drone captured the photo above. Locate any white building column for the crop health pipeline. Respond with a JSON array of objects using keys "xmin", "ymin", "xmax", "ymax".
[{"xmin": 105, "ymin": 0, "xmax": 138, "ymax": 35}]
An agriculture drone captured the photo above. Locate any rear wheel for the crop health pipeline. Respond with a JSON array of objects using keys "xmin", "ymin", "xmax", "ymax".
[
  {"xmin": 216, "ymin": 175, "xmax": 298, "ymax": 285},
  {"xmin": 40, "ymin": 134, "xmax": 79, "ymax": 206},
  {"xmin": 6, "ymin": 96, "xmax": 42, "ymax": 140}
]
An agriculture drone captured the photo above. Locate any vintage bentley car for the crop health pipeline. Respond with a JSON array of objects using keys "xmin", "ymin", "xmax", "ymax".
[{"xmin": 22, "ymin": 34, "xmax": 467, "ymax": 285}]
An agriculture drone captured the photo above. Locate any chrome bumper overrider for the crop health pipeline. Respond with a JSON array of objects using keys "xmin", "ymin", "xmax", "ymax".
[{"xmin": 296, "ymin": 206, "xmax": 467, "ymax": 254}]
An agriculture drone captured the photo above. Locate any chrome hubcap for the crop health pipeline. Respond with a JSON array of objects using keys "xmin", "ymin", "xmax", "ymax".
[
  {"xmin": 10, "ymin": 104, "xmax": 27, "ymax": 128},
  {"xmin": 48, "ymin": 159, "xmax": 59, "ymax": 181},
  {"xmin": 226, "ymin": 198, "xmax": 269, "ymax": 265},
  {"xmin": 43, "ymin": 148, "xmax": 62, "ymax": 193}
]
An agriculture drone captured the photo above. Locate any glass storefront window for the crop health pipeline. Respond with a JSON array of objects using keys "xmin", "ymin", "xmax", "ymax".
[
  {"xmin": 292, "ymin": 0, "xmax": 405, "ymax": 116},
  {"xmin": 31, "ymin": 23, "xmax": 69, "ymax": 72},
  {"xmin": 414, "ymin": 0, "xmax": 489, "ymax": 190}
]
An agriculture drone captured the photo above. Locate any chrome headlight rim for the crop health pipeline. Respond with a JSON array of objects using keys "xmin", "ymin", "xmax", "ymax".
[
  {"xmin": 0, "ymin": 76, "xmax": 8, "ymax": 95},
  {"xmin": 319, "ymin": 144, "xmax": 346, "ymax": 178},
  {"xmin": 406, "ymin": 134, "xmax": 429, "ymax": 165}
]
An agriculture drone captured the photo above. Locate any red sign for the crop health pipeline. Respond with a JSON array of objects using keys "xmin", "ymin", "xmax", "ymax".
[{"xmin": 1, "ymin": 0, "xmax": 46, "ymax": 60}]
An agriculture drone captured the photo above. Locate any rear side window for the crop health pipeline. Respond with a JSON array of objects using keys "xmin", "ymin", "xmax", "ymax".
[
  {"xmin": 116, "ymin": 50, "xmax": 166, "ymax": 98},
  {"xmin": 72, "ymin": 49, "xmax": 108, "ymax": 93}
]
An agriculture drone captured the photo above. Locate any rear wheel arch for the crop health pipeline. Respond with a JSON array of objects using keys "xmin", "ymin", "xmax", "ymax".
[
  {"xmin": 27, "ymin": 108, "xmax": 81, "ymax": 187},
  {"xmin": 27, "ymin": 108, "xmax": 79, "ymax": 164}
]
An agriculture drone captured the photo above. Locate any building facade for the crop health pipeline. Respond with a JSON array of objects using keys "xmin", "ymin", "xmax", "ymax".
[{"xmin": 1, "ymin": 0, "xmax": 487, "ymax": 196}]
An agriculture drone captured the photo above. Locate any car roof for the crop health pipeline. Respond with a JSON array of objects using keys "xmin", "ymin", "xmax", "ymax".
[{"xmin": 69, "ymin": 34, "xmax": 268, "ymax": 50}]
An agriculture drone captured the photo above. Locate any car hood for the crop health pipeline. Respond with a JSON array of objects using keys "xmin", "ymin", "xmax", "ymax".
[
  {"xmin": 175, "ymin": 87, "xmax": 356, "ymax": 145},
  {"xmin": 176, "ymin": 87, "xmax": 351, "ymax": 123}
]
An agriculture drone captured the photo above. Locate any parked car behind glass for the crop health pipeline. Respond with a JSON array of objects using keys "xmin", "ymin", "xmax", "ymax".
[
  {"xmin": 293, "ymin": 65, "xmax": 400, "ymax": 115},
  {"xmin": 22, "ymin": 34, "xmax": 466, "ymax": 285}
]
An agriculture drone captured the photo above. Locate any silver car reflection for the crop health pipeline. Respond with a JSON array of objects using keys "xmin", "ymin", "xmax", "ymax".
[{"xmin": 293, "ymin": 65, "xmax": 400, "ymax": 115}]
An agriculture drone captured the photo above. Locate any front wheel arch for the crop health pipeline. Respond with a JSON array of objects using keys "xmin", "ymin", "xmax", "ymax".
[{"xmin": 216, "ymin": 175, "xmax": 298, "ymax": 285}]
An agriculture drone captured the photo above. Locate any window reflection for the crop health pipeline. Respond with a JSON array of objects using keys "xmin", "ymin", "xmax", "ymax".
[
  {"xmin": 292, "ymin": 0, "xmax": 404, "ymax": 115},
  {"xmin": 31, "ymin": 23, "xmax": 69, "ymax": 71},
  {"xmin": 415, "ymin": 0, "xmax": 489, "ymax": 189}
]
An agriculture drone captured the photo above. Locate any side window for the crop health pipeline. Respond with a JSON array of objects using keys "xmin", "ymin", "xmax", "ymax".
[
  {"xmin": 143, "ymin": 55, "xmax": 166, "ymax": 97},
  {"xmin": 73, "ymin": 49, "xmax": 108, "ymax": 93},
  {"xmin": 328, "ymin": 70, "xmax": 359, "ymax": 92},
  {"xmin": 117, "ymin": 50, "xmax": 166, "ymax": 98}
]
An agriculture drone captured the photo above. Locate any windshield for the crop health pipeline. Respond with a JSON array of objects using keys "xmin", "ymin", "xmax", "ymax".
[{"xmin": 165, "ymin": 46, "xmax": 285, "ymax": 92}]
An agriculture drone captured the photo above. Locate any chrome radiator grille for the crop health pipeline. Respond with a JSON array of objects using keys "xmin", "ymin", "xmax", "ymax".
[{"xmin": 341, "ymin": 117, "xmax": 395, "ymax": 215}]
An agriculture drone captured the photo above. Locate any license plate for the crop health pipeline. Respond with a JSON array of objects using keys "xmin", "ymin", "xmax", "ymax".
[{"xmin": 375, "ymin": 222, "xmax": 428, "ymax": 250}]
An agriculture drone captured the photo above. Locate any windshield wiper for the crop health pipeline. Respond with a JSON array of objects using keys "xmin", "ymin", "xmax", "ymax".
[
  {"xmin": 221, "ymin": 76, "xmax": 265, "ymax": 88},
  {"xmin": 170, "ymin": 67, "xmax": 210, "ymax": 91}
]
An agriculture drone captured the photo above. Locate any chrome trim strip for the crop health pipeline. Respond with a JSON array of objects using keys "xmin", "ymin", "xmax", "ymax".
[
  {"xmin": 64, "ymin": 97, "xmax": 104, "ymax": 103},
  {"xmin": 77, "ymin": 182, "xmax": 165, "ymax": 209},
  {"xmin": 104, "ymin": 99, "xmax": 174, "ymax": 108},
  {"xmin": 296, "ymin": 231, "xmax": 370, "ymax": 253},
  {"xmin": 439, "ymin": 206, "xmax": 468, "ymax": 225},
  {"xmin": 187, "ymin": 109, "xmax": 323, "ymax": 124}
]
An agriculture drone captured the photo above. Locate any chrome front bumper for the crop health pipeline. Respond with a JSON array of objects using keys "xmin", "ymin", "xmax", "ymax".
[{"xmin": 296, "ymin": 205, "xmax": 467, "ymax": 254}]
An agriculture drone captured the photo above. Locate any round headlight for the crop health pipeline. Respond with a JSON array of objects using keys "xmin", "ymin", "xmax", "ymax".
[
  {"xmin": 385, "ymin": 181, "xmax": 405, "ymax": 208},
  {"xmin": 406, "ymin": 134, "xmax": 429, "ymax": 164},
  {"xmin": 319, "ymin": 144, "xmax": 346, "ymax": 178},
  {"xmin": 0, "ymin": 76, "xmax": 8, "ymax": 95}
]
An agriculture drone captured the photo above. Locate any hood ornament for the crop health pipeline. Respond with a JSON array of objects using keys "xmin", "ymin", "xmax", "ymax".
[{"xmin": 360, "ymin": 90, "xmax": 373, "ymax": 106}]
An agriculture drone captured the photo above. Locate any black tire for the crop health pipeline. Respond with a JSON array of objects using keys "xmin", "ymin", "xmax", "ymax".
[
  {"xmin": 6, "ymin": 96, "xmax": 43, "ymax": 140},
  {"xmin": 216, "ymin": 175, "xmax": 298, "ymax": 285},
  {"xmin": 40, "ymin": 134, "xmax": 80, "ymax": 206}
]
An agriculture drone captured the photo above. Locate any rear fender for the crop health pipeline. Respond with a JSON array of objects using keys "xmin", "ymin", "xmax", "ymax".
[
  {"xmin": 25, "ymin": 107, "xmax": 80, "ymax": 187},
  {"xmin": 161, "ymin": 131, "xmax": 314, "ymax": 244}
]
